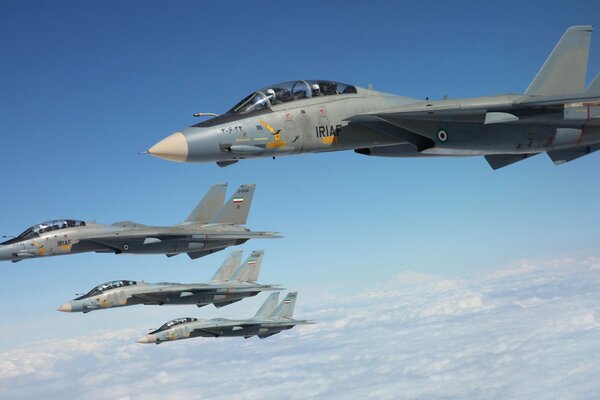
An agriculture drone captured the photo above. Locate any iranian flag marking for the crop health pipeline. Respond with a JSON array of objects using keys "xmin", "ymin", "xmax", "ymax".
[
  {"xmin": 233, "ymin": 197, "xmax": 244, "ymax": 204},
  {"xmin": 248, "ymin": 260, "xmax": 256, "ymax": 265}
]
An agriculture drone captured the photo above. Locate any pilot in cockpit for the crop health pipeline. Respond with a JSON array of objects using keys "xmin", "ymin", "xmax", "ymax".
[
  {"xmin": 311, "ymin": 83, "xmax": 321, "ymax": 96},
  {"xmin": 266, "ymin": 88, "xmax": 278, "ymax": 105}
]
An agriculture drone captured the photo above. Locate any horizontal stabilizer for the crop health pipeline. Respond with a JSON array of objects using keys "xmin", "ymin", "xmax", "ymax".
[
  {"xmin": 187, "ymin": 249, "xmax": 221, "ymax": 260},
  {"xmin": 547, "ymin": 144, "xmax": 600, "ymax": 165},
  {"xmin": 187, "ymin": 252, "xmax": 207, "ymax": 260},
  {"xmin": 213, "ymin": 299, "xmax": 242, "ymax": 308},
  {"xmin": 258, "ymin": 332, "xmax": 280, "ymax": 339},
  {"xmin": 206, "ymin": 231, "xmax": 282, "ymax": 240},
  {"xmin": 485, "ymin": 153, "xmax": 539, "ymax": 170},
  {"xmin": 526, "ymin": 25, "xmax": 592, "ymax": 96}
]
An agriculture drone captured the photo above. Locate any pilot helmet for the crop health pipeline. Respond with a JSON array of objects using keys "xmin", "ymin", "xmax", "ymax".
[
  {"xmin": 311, "ymin": 83, "xmax": 320, "ymax": 95},
  {"xmin": 266, "ymin": 88, "xmax": 276, "ymax": 99}
]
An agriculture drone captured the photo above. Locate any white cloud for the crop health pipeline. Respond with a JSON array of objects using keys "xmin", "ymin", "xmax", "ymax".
[{"xmin": 1, "ymin": 259, "xmax": 600, "ymax": 399}]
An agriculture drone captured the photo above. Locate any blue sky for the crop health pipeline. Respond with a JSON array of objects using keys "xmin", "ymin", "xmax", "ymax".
[{"xmin": 1, "ymin": 1, "xmax": 600, "ymax": 397}]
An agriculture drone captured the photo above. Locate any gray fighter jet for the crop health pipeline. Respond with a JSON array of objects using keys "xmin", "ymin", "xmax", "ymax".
[
  {"xmin": 0, "ymin": 184, "xmax": 279, "ymax": 263},
  {"xmin": 148, "ymin": 25, "xmax": 600, "ymax": 169},
  {"xmin": 137, "ymin": 292, "xmax": 314, "ymax": 344},
  {"xmin": 57, "ymin": 250, "xmax": 280, "ymax": 313}
]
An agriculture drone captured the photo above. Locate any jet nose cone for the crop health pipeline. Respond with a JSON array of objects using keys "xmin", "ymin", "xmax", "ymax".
[
  {"xmin": 148, "ymin": 132, "xmax": 189, "ymax": 162},
  {"xmin": 137, "ymin": 334, "xmax": 157, "ymax": 344},
  {"xmin": 57, "ymin": 303, "xmax": 72, "ymax": 312}
]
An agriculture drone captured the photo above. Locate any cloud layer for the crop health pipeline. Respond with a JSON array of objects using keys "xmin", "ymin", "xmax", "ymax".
[{"xmin": 2, "ymin": 258, "xmax": 600, "ymax": 400}]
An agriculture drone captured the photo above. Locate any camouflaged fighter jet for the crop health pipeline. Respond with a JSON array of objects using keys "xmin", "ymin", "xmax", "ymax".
[
  {"xmin": 57, "ymin": 250, "xmax": 280, "ymax": 313},
  {"xmin": 0, "ymin": 184, "xmax": 280, "ymax": 263},
  {"xmin": 148, "ymin": 26, "xmax": 600, "ymax": 170},
  {"xmin": 137, "ymin": 292, "xmax": 314, "ymax": 344}
]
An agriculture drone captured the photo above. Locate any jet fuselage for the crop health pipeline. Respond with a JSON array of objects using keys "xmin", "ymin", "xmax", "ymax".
[
  {"xmin": 148, "ymin": 27, "xmax": 600, "ymax": 169},
  {"xmin": 0, "ymin": 221, "xmax": 248, "ymax": 262}
]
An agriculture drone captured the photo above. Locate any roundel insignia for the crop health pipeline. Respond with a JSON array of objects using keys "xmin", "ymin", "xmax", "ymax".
[{"xmin": 437, "ymin": 129, "xmax": 448, "ymax": 142}]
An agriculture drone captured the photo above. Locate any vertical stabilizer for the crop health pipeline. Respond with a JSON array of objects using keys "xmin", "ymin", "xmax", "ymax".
[
  {"xmin": 585, "ymin": 72, "xmax": 600, "ymax": 95},
  {"xmin": 271, "ymin": 292, "xmax": 297, "ymax": 318},
  {"xmin": 254, "ymin": 292, "xmax": 280, "ymax": 318},
  {"xmin": 184, "ymin": 184, "xmax": 227, "ymax": 224},
  {"xmin": 230, "ymin": 250, "xmax": 264, "ymax": 282},
  {"xmin": 210, "ymin": 250, "xmax": 243, "ymax": 282},
  {"xmin": 526, "ymin": 25, "xmax": 592, "ymax": 96},
  {"xmin": 209, "ymin": 184, "xmax": 256, "ymax": 225}
]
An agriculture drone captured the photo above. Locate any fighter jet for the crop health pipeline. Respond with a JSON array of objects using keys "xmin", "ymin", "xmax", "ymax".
[
  {"xmin": 57, "ymin": 250, "xmax": 280, "ymax": 313},
  {"xmin": 137, "ymin": 292, "xmax": 314, "ymax": 344},
  {"xmin": 0, "ymin": 184, "xmax": 279, "ymax": 263},
  {"xmin": 148, "ymin": 25, "xmax": 600, "ymax": 170}
]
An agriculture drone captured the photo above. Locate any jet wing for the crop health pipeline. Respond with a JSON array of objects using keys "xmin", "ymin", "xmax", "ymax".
[
  {"xmin": 128, "ymin": 286, "xmax": 215, "ymax": 304},
  {"xmin": 258, "ymin": 332, "xmax": 280, "ymax": 339},
  {"xmin": 80, "ymin": 230, "xmax": 282, "ymax": 247},
  {"xmin": 129, "ymin": 293, "xmax": 172, "ymax": 304},
  {"xmin": 347, "ymin": 95, "xmax": 600, "ymax": 165},
  {"xmin": 363, "ymin": 94, "xmax": 600, "ymax": 130},
  {"xmin": 188, "ymin": 321, "xmax": 261, "ymax": 337},
  {"xmin": 345, "ymin": 114, "xmax": 435, "ymax": 151},
  {"xmin": 484, "ymin": 153, "xmax": 540, "ymax": 170},
  {"xmin": 546, "ymin": 143, "xmax": 600, "ymax": 164},
  {"xmin": 128, "ymin": 283, "xmax": 269, "ymax": 304}
]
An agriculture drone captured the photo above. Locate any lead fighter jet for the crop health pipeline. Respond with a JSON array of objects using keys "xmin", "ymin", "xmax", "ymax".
[
  {"xmin": 57, "ymin": 250, "xmax": 280, "ymax": 313},
  {"xmin": 137, "ymin": 292, "xmax": 314, "ymax": 344},
  {"xmin": 148, "ymin": 26, "xmax": 600, "ymax": 169},
  {"xmin": 0, "ymin": 184, "xmax": 280, "ymax": 263}
]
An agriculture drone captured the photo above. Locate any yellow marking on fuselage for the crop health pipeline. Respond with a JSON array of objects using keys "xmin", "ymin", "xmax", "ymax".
[
  {"xmin": 235, "ymin": 138, "xmax": 250, "ymax": 142},
  {"xmin": 31, "ymin": 240, "xmax": 46, "ymax": 255},
  {"xmin": 322, "ymin": 136, "xmax": 337, "ymax": 144},
  {"xmin": 267, "ymin": 141, "xmax": 287, "ymax": 149},
  {"xmin": 167, "ymin": 331, "xmax": 178, "ymax": 340},
  {"xmin": 258, "ymin": 120, "xmax": 287, "ymax": 148},
  {"xmin": 258, "ymin": 119, "xmax": 276, "ymax": 133},
  {"xmin": 255, "ymin": 137, "xmax": 268, "ymax": 141}
]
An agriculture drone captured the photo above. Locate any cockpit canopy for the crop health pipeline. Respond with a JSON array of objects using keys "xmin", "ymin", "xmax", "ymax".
[
  {"xmin": 75, "ymin": 280, "xmax": 137, "ymax": 300},
  {"xmin": 150, "ymin": 317, "xmax": 198, "ymax": 334},
  {"xmin": 1, "ymin": 219, "xmax": 86, "ymax": 245},
  {"xmin": 229, "ymin": 80, "xmax": 357, "ymax": 115}
]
